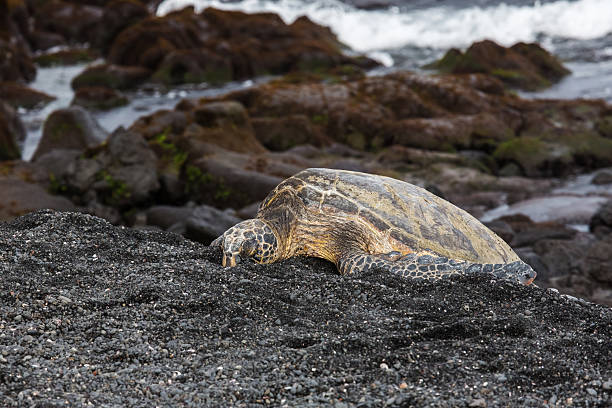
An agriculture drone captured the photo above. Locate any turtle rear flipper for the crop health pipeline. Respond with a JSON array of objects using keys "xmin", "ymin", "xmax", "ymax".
[{"xmin": 337, "ymin": 251, "xmax": 536, "ymax": 285}]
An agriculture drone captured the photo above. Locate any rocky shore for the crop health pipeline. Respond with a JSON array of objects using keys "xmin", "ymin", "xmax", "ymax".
[{"xmin": 1, "ymin": 210, "xmax": 611, "ymax": 407}]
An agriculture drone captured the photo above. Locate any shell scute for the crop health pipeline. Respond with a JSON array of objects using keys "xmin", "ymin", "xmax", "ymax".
[{"xmin": 260, "ymin": 168, "xmax": 520, "ymax": 264}]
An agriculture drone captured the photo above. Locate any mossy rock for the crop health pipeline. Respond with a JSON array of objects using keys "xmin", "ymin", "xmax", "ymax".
[
  {"xmin": 71, "ymin": 86, "xmax": 128, "ymax": 111},
  {"xmin": 34, "ymin": 48, "xmax": 97, "ymax": 67},
  {"xmin": 71, "ymin": 64, "xmax": 151, "ymax": 90},
  {"xmin": 493, "ymin": 137, "xmax": 572, "ymax": 177},
  {"xmin": 596, "ymin": 115, "xmax": 612, "ymax": 138},
  {"xmin": 426, "ymin": 40, "xmax": 569, "ymax": 91}
]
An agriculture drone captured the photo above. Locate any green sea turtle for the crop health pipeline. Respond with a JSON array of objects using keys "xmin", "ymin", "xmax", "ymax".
[{"xmin": 211, "ymin": 168, "xmax": 536, "ymax": 285}]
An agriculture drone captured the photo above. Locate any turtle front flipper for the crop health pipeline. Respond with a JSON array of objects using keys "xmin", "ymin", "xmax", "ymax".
[
  {"xmin": 337, "ymin": 252, "xmax": 536, "ymax": 285},
  {"xmin": 210, "ymin": 219, "xmax": 280, "ymax": 267}
]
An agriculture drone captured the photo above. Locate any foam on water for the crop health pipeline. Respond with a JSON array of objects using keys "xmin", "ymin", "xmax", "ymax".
[{"xmin": 157, "ymin": 0, "xmax": 612, "ymax": 55}]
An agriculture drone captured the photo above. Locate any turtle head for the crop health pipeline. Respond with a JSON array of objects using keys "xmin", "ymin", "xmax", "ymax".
[{"xmin": 210, "ymin": 219, "xmax": 280, "ymax": 267}]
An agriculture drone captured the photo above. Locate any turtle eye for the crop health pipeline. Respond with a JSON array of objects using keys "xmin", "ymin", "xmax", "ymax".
[{"xmin": 241, "ymin": 238, "xmax": 258, "ymax": 257}]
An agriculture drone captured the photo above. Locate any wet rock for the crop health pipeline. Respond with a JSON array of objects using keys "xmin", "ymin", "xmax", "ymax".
[
  {"xmin": 32, "ymin": 106, "xmax": 108, "ymax": 161},
  {"xmin": 592, "ymin": 169, "xmax": 612, "ymax": 185},
  {"xmin": 129, "ymin": 109, "xmax": 188, "ymax": 141},
  {"xmin": 56, "ymin": 128, "xmax": 160, "ymax": 209},
  {"xmin": 92, "ymin": 0, "xmax": 150, "ymax": 52},
  {"xmin": 0, "ymin": 81, "xmax": 56, "ymax": 109},
  {"xmin": 0, "ymin": 101, "xmax": 24, "ymax": 161},
  {"xmin": 590, "ymin": 200, "xmax": 612, "ymax": 238},
  {"xmin": 184, "ymin": 101, "xmax": 266, "ymax": 154},
  {"xmin": 146, "ymin": 205, "xmax": 195, "ymax": 231},
  {"xmin": 428, "ymin": 40, "xmax": 570, "ymax": 90},
  {"xmin": 185, "ymin": 205, "xmax": 241, "ymax": 244},
  {"xmin": 34, "ymin": 48, "xmax": 98, "ymax": 67},
  {"xmin": 33, "ymin": 0, "xmax": 104, "ymax": 44},
  {"xmin": 510, "ymin": 222, "xmax": 577, "ymax": 247},
  {"xmin": 532, "ymin": 235, "xmax": 594, "ymax": 283},
  {"xmin": 152, "ymin": 48, "xmax": 233, "ymax": 85},
  {"xmin": 33, "ymin": 148, "xmax": 82, "ymax": 183},
  {"xmin": 71, "ymin": 86, "xmax": 128, "ymax": 111},
  {"xmin": 251, "ymin": 114, "xmax": 329, "ymax": 151},
  {"xmin": 71, "ymin": 64, "xmax": 151, "ymax": 90},
  {"xmin": 0, "ymin": 0, "xmax": 35, "ymax": 82},
  {"xmin": 187, "ymin": 155, "xmax": 283, "ymax": 209},
  {"xmin": 105, "ymin": 7, "xmax": 376, "ymax": 86},
  {"xmin": 0, "ymin": 179, "xmax": 75, "ymax": 221}
]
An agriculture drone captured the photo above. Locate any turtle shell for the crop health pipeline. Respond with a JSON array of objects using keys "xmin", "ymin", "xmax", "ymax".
[{"xmin": 259, "ymin": 168, "xmax": 520, "ymax": 264}]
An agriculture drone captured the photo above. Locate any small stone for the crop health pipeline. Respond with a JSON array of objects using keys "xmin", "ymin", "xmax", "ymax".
[
  {"xmin": 586, "ymin": 388, "xmax": 597, "ymax": 396},
  {"xmin": 469, "ymin": 398, "xmax": 487, "ymax": 407},
  {"xmin": 495, "ymin": 374, "xmax": 507, "ymax": 382},
  {"xmin": 603, "ymin": 380, "xmax": 612, "ymax": 390},
  {"xmin": 57, "ymin": 295, "xmax": 73, "ymax": 304}
]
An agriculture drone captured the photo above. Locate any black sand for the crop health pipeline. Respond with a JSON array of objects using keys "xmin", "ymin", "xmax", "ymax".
[{"xmin": 1, "ymin": 210, "xmax": 610, "ymax": 407}]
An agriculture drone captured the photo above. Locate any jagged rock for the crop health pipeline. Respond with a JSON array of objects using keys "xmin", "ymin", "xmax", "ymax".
[
  {"xmin": 71, "ymin": 64, "xmax": 151, "ymax": 90},
  {"xmin": 592, "ymin": 169, "xmax": 612, "ymax": 185},
  {"xmin": 32, "ymin": 106, "xmax": 108, "ymax": 161},
  {"xmin": 0, "ymin": 179, "xmax": 75, "ymax": 221},
  {"xmin": 0, "ymin": 81, "xmax": 56, "ymax": 109},
  {"xmin": 188, "ymin": 101, "xmax": 266, "ymax": 154},
  {"xmin": 33, "ymin": 0, "xmax": 104, "ymax": 44},
  {"xmin": 187, "ymin": 154, "xmax": 282, "ymax": 209},
  {"xmin": 91, "ymin": 0, "xmax": 150, "ymax": 52},
  {"xmin": 428, "ymin": 40, "xmax": 570, "ymax": 90},
  {"xmin": 104, "ymin": 7, "xmax": 377, "ymax": 86},
  {"xmin": 0, "ymin": 101, "xmax": 24, "ymax": 161},
  {"xmin": 71, "ymin": 86, "xmax": 128, "ymax": 110},
  {"xmin": 590, "ymin": 199, "xmax": 612, "ymax": 238},
  {"xmin": 184, "ymin": 205, "xmax": 241, "ymax": 244},
  {"xmin": 34, "ymin": 47, "xmax": 98, "ymax": 66}
]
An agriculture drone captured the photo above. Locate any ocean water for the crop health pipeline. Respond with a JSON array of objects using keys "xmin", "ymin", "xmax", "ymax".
[{"xmin": 157, "ymin": 0, "xmax": 612, "ymax": 101}]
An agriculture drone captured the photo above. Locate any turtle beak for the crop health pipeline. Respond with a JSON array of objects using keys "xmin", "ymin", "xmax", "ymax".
[
  {"xmin": 522, "ymin": 268, "xmax": 537, "ymax": 286},
  {"xmin": 222, "ymin": 252, "xmax": 237, "ymax": 267}
]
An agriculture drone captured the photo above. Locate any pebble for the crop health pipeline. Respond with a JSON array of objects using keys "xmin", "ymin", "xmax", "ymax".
[
  {"xmin": 586, "ymin": 388, "xmax": 597, "ymax": 396},
  {"xmin": 57, "ymin": 295, "xmax": 73, "ymax": 304},
  {"xmin": 469, "ymin": 398, "xmax": 486, "ymax": 407},
  {"xmin": 603, "ymin": 380, "xmax": 612, "ymax": 390}
]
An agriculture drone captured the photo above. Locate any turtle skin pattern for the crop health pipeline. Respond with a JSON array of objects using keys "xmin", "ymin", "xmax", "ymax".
[{"xmin": 338, "ymin": 252, "xmax": 536, "ymax": 284}]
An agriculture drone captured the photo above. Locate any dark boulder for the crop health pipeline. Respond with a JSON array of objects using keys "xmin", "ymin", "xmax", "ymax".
[
  {"xmin": 71, "ymin": 64, "xmax": 151, "ymax": 90},
  {"xmin": 590, "ymin": 199, "xmax": 612, "ymax": 238},
  {"xmin": 0, "ymin": 101, "xmax": 24, "ymax": 161},
  {"xmin": 0, "ymin": 178, "xmax": 75, "ymax": 221},
  {"xmin": 428, "ymin": 40, "xmax": 570, "ymax": 91},
  {"xmin": 71, "ymin": 86, "xmax": 128, "ymax": 110},
  {"xmin": 184, "ymin": 204, "xmax": 241, "ymax": 244},
  {"xmin": 33, "ymin": 0, "xmax": 104, "ymax": 44},
  {"xmin": 32, "ymin": 106, "xmax": 108, "ymax": 161},
  {"xmin": 0, "ymin": 81, "xmax": 56, "ymax": 109}
]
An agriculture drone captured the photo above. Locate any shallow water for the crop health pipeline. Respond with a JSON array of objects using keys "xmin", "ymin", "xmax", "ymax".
[{"xmin": 481, "ymin": 169, "xmax": 612, "ymax": 227}]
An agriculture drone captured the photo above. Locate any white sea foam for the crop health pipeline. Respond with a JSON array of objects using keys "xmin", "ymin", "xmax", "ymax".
[{"xmin": 157, "ymin": 0, "xmax": 612, "ymax": 53}]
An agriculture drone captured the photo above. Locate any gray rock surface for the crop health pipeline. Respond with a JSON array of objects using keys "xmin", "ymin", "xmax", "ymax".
[
  {"xmin": 0, "ymin": 210, "xmax": 610, "ymax": 407},
  {"xmin": 32, "ymin": 106, "xmax": 108, "ymax": 161}
]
